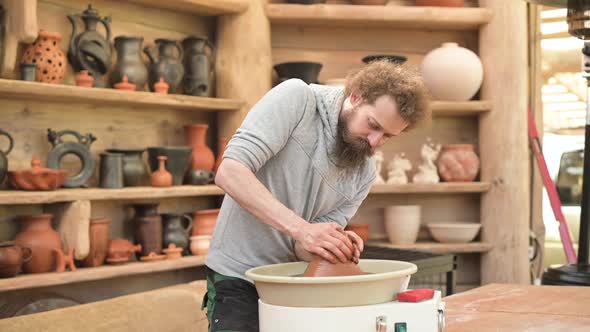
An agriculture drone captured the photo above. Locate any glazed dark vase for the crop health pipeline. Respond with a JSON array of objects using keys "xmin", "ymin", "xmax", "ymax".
[
  {"xmin": 147, "ymin": 146, "xmax": 192, "ymax": 186},
  {"xmin": 362, "ymin": 55, "xmax": 407, "ymax": 64},
  {"xmin": 182, "ymin": 36, "xmax": 215, "ymax": 97},
  {"xmin": 131, "ymin": 203, "xmax": 162, "ymax": 257},
  {"xmin": 106, "ymin": 149, "xmax": 149, "ymax": 187},
  {"xmin": 144, "ymin": 39, "xmax": 184, "ymax": 93},
  {"xmin": 110, "ymin": 36, "xmax": 148, "ymax": 91},
  {"xmin": 162, "ymin": 213, "xmax": 193, "ymax": 254},
  {"xmin": 46, "ymin": 129, "xmax": 97, "ymax": 188},
  {"xmin": 273, "ymin": 62, "xmax": 322, "ymax": 84}
]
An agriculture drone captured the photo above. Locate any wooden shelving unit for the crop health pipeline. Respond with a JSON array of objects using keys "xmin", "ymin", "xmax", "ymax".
[
  {"xmin": 431, "ymin": 101, "xmax": 492, "ymax": 116},
  {"xmin": 0, "ymin": 79, "xmax": 244, "ymax": 112},
  {"xmin": 0, "ymin": 255, "xmax": 206, "ymax": 292},
  {"xmin": 370, "ymin": 182, "xmax": 491, "ymax": 194},
  {"xmin": 127, "ymin": 0, "xmax": 250, "ymax": 16},
  {"xmin": 368, "ymin": 240, "xmax": 493, "ymax": 254},
  {"xmin": 266, "ymin": 4, "xmax": 493, "ymax": 30}
]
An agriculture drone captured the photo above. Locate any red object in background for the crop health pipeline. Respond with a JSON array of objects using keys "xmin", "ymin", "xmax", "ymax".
[{"xmin": 397, "ymin": 288, "xmax": 435, "ymax": 303}]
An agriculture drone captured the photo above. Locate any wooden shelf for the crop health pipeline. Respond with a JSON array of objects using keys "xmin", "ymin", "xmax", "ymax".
[
  {"xmin": 127, "ymin": 0, "xmax": 249, "ymax": 16},
  {"xmin": 266, "ymin": 4, "xmax": 493, "ymax": 30},
  {"xmin": 0, "ymin": 185, "xmax": 224, "ymax": 205},
  {"xmin": 0, "ymin": 79, "xmax": 244, "ymax": 112},
  {"xmin": 0, "ymin": 255, "xmax": 206, "ymax": 292},
  {"xmin": 431, "ymin": 101, "xmax": 492, "ymax": 116},
  {"xmin": 370, "ymin": 182, "xmax": 491, "ymax": 194},
  {"xmin": 367, "ymin": 240, "xmax": 493, "ymax": 254}
]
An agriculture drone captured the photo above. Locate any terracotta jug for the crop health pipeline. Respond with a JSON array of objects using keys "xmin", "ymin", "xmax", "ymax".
[
  {"xmin": 437, "ymin": 144, "xmax": 480, "ymax": 182},
  {"xmin": 0, "ymin": 242, "xmax": 32, "ymax": 278},
  {"xmin": 151, "ymin": 156, "xmax": 173, "ymax": 187},
  {"xmin": 131, "ymin": 203, "xmax": 162, "ymax": 256},
  {"xmin": 14, "ymin": 214, "xmax": 62, "ymax": 274},
  {"xmin": 213, "ymin": 137, "xmax": 228, "ymax": 173},
  {"xmin": 303, "ymin": 256, "xmax": 364, "ymax": 277},
  {"xmin": 415, "ymin": 0, "xmax": 464, "ymax": 6},
  {"xmin": 21, "ymin": 30, "xmax": 67, "ymax": 84},
  {"xmin": 192, "ymin": 209, "xmax": 219, "ymax": 236},
  {"xmin": 184, "ymin": 124, "xmax": 215, "ymax": 172},
  {"xmin": 82, "ymin": 218, "xmax": 111, "ymax": 267}
]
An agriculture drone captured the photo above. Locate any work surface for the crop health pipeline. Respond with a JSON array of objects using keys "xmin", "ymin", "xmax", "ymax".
[{"xmin": 444, "ymin": 283, "xmax": 590, "ymax": 331}]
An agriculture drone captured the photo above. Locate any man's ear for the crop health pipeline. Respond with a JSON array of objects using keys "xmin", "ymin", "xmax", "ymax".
[{"xmin": 349, "ymin": 93, "xmax": 362, "ymax": 106}]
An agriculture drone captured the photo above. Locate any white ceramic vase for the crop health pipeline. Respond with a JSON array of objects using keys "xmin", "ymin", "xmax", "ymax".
[
  {"xmin": 420, "ymin": 42, "xmax": 483, "ymax": 101},
  {"xmin": 190, "ymin": 235, "xmax": 211, "ymax": 256},
  {"xmin": 384, "ymin": 205, "xmax": 421, "ymax": 245}
]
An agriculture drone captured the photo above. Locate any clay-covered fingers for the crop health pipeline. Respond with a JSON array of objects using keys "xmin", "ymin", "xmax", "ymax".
[
  {"xmin": 313, "ymin": 247, "xmax": 338, "ymax": 264},
  {"xmin": 345, "ymin": 230, "xmax": 364, "ymax": 252}
]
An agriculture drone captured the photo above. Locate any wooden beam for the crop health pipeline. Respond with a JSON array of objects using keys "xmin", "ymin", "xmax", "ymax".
[
  {"xmin": 367, "ymin": 240, "xmax": 494, "ymax": 254},
  {"xmin": 431, "ymin": 101, "xmax": 493, "ymax": 116},
  {"xmin": 126, "ymin": 0, "xmax": 249, "ymax": 16},
  {"xmin": 370, "ymin": 183, "xmax": 491, "ymax": 194}
]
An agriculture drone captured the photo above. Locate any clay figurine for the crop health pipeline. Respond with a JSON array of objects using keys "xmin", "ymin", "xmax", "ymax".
[
  {"xmin": 386, "ymin": 153, "xmax": 412, "ymax": 184},
  {"xmin": 54, "ymin": 248, "xmax": 77, "ymax": 272},
  {"xmin": 372, "ymin": 150, "xmax": 385, "ymax": 184},
  {"xmin": 412, "ymin": 138, "xmax": 441, "ymax": 184}
]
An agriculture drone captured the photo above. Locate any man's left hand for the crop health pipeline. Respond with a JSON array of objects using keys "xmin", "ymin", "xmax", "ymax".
[{"xmin": 345, "ymin": 230, "xmax": 364, "ymax": 264}]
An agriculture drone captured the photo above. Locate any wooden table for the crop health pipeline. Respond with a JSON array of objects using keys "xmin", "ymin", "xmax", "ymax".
[{"xmin": 444, "ymin": 283, "xmax": 590, "ymax": 331}]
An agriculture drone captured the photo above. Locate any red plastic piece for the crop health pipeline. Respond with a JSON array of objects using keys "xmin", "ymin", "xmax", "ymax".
[{"xmin": 397, "ymin": 289, "xmax": 435, "ymax": 302}]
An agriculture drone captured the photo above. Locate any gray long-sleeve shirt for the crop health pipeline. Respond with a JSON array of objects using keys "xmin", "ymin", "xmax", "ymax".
[{"xmin": 205, "ymin": 79, "xmax": 376, "ymax": 280}]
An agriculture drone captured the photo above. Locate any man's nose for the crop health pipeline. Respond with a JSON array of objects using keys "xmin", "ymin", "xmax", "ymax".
[{"xmin": 367, "ymin": 132, "xmax": 384, "ymax": 148}]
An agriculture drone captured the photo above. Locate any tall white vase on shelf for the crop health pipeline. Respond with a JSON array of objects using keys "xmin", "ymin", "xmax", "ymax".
[{"xmin": 384, "ymin": 205, "xmax": 421, "ymax": 245}]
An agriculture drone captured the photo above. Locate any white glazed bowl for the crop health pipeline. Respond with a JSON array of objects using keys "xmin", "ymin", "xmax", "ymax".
[
  {"xmin": 246, "ymin": 259, "xmax": 417, "ymax": 307},
  {"xmin": 190, "ymin": 235, "xmax": 211, "ymax": 256},
  {"xmin": 427, "ymin": 223, "xmax": 481, "ymax": 243}
]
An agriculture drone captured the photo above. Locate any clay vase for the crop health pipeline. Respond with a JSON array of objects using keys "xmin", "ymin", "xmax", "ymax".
[
  {"xmin": 192, "ymin": 209, "xmax": 219, "ymax": 236},
  {"xmin": 190, "ymin": 235, "xmax": 211, "ymax": 256},
  {"xmin": 213, "ymin": 138, "xmax": 228, "ymax": 173},
  {"xmin": 415, "ymin": 0, "xmax": 464, "ymax": 6},
  {"xmin": 151, "ymin": 156, "xmax": 173, "ymax": 187},
  {"xmin": 437, "ymin": 144, "xmax": 480, "ymax": 182},
  {"xmin": 131, "ymin": 203, "xmax": 162, "ymax": 257},
  {"xmin": 0, "ymin": 242, "xmax": 32, "ymax": 278},
  {"xmin": 345, "ymin": 223, "xmax": 369, "ymax": 243},
  {"xmin": 420, "ymin": 42, "xmax": 483, "ymax": 101},
  {"xmin": 162, "ymin": 213, "xmax": 192, "ymax": 253},
  {"xmin": 81, "ymin": 218, "xmax": 111, "ymax": 267},
  {"xmin": 303, "ymin": 256, "xmax": 364, "ymax": 277},
  {"xmin": 110, "ymin": 36, "xmax": 148, "ymax": 91},
  {"xmin": 75, "ymin": 70, "xmax": 94, "ymax": 87},
  {"xmin": 184, "ymin": 124, "xmax": 215, "ymax": 172},
  {"xmin": 351, "ymin": 0, "xmax": 387, "ymax": 4},
  {"xmin": 20, "ymin": 30, "xmax": 67, "ymax": 84},
  {"xmin": 14, "ymin": 214, "xmax": 62, "ymax": 274},
  {"xmin": 384, "ymin": 205, "xmax": 421, "ymax": 245},
  {"xmin": 154, "ymin": 78, "xmax": 169, "ymax": 94},
  {"xmin": 106, "ymin": 239, "xmax": 142, "ymax": 264}
]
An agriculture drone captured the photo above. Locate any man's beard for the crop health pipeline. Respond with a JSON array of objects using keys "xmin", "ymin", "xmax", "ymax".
[{"xmin": 333, "ymin": 108, "xmax": 374, "ymax": 170}]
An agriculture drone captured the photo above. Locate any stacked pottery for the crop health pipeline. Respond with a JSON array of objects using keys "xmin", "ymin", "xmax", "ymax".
[
  {"xmin": 384, "ymin": 206, "xmax": 421, "ymax": 245},
  {"xmin": 131, "ymin": 203, "xmax": 162, "ymax": 257},
  {"xmin": 14, "ymin": 214, "xmax": 63, "ymax": 273},
  {"xmin": 190, "ymin": 209, "xmax": 219, "ymax": 256},
  {"xmin": 81, "ymin": 218, "xmax": 111, "ymax": 267},
  {"xmin": 20, "ymin": 30, "xmax": 67, "ymax": 84},
  {"xmin": 436, "ymin": 144, "xmax": 480, "ymax": 182}
]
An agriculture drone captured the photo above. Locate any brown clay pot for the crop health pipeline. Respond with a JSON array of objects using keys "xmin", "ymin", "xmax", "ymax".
[
  {"xmin": 114, "ymin": 75, "xmax": 136, "ymax": 91},
  {"xmin": 0, "ymin": 242, "xmax": 32, "ymax": 278},
  {"xmin": 162, "ymin": 243, "xmax": 183, "ymax": 260},
  {"xmin": 345, "ymin": 223, "xmax": 369, "ymax": 243},
  {"xmin": 303, "ymin": 255, "xmax": 364, "ymax": 277},
  {"xmin": 351, "ymin": 0, "xmax": 387, "ymax": 4},
  {"xmin": 213, "ymin": 137, "xmax": 228, "ymax": 173},
  {"xmin": 150, "ymin": 156, "xmax": 173, "ymax": 187},
  {"xmin": 436, "ymin": 144, "xmax": 480, "ymax": 182},
  {"xmin": 81, "ymin": 218, "xmax": 111, "ymax": 267},
  {"xmin": 75, "ymin": 70, "xmax": 94, "ymax": 87},
  {"xmin": 20, "ymin": 30, "xmax": 67, "ymax": 84},
  {"xmin": 184, "ymin": 124, "xmax": 215, "ymax": 172},
  {"xmin": 106, "ymin": 239, "xmax": 142, "ymax": 264},
  {"xmin": 14, "ymin": 214, "xmax": 62, "ymax": 274},
  {"xmin": 192, "ymin": 209, "xmax": 219, "ymax": 236},
  {"xmin": 54, "ymin": 248, "xmax": 77, "ymax": 272},
  {"xmin": 415, "ymin": 0, "xmax": 464, "ymax": 6},
  {"xmin": 131, "ymin": 203, "xmax": 163, "ymax": 256},
  {"xmin": 7, "ymin": 157, "xmax": 67, "ymax": 191},
  {"xmin": 154, "ymin": 77, "xmax": 169, "ymax": 94}
]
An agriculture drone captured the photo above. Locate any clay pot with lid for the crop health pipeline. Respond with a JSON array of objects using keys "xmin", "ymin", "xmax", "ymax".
[
  {"xmin": 81, "ymin": 218, "xmax": 111, "ymax": 267},
  {"xmin": 163, "ymin": 243, "xmax": 183, "ymax": 259},
  {"xmin": 436, "ymin": 144, "xmax": 480, "ymax": 182},
  {"xmin": 192, "ymin": 209, "xmax": 219, "ymax": 236},
  {"xmin": 7, "ymin": 157, "xmax": 67, "ymax": 191},
  {"xmin": 20, "ymin": 30, "xmax": 67, "ymax": 84},
  {"xmin": 0, "ymin": 241, "xmax": 32, "ymax": 278},
  {"xmin": 303, "ymin": 255, "xmax": 364, "ymax": 277},
  {"xmin": 75, "ymin": 70, "xmax": 94, "ymax": 87},
  {"xmin": 14, "ymin": 214, "xmax": 62, "ymax": 273},
  {"xmin": 131, "ymin": 203, "xmax": 162, "ymax": 257},
  {"xmin": 106, "ymin": 239, "xmax": 141, "ymax": 264},
  {"xmin": 114, "ymin": 75, "xmax": 136, "ymax": 91}
]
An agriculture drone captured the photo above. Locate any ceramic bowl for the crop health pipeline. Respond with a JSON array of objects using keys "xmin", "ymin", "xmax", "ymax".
[
  {"xmin": 427, "ymin": 223, "xmax": 481, "ymax": 243},
  {"xmin": 190, "ymin": 235, "xmax": 211, "ymax": 256}
]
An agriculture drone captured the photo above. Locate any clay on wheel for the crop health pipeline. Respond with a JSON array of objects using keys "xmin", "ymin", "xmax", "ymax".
[{"xmin": 303, "ymin": 255, "xmax": 364, "ymax": 277}]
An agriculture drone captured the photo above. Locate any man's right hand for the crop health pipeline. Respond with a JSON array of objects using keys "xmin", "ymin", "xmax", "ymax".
[{"xmin": 293, "ymin": 222, "xmax": 355, "ymax": 264}]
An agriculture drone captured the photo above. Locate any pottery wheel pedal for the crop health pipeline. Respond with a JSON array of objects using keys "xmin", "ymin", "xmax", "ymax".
[{"xmin": 259, "ymin": 289, "xmax": 445, "ymax": 332}]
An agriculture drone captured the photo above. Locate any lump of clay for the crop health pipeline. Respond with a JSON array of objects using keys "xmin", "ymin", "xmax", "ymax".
[{"xmin": 303, "ymin": 255, "xmax": 364, "ymax": 277}]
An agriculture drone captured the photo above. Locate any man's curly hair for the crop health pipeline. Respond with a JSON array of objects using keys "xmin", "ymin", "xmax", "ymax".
[{"xmin": 344, "ymin": 60, "xmax": 431, "ymax": 130}]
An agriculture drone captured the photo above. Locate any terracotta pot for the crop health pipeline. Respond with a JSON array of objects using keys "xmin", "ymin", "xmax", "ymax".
[
  {"xmin": 303, "ymin": 256, "xmax": 364, "ymax": 277},
  {"xmin": 154, "ymin": 77, "xmax": 169, "ymax": 94},
  {"xmin": 75, "ymin": 70, "xmax": 94, "ymax": 87},
  {"xmin": 192, "ymin": 209, "xmax": 219, "ymax": 236},
  {"xmin": 81, "ymin": 218, "xmax": 111, "ymax": 267},
  {"xmin": 114, "ymin": 75, "xmax": 137, "ymax": 91},
  {"xmin": 190, "ymin": 235, "xmax": 211, "ymax": 256},
  {"xmin": 106, "ymin": 239, "xmax": 142, "ymax": 264},
  {"xmin": 384, "ymin": 205, "xmax": 421, "ymax": 245},
  {"xmin": 150, "ymin": 156, "xmax": 173, "ymax": 187},
  {"xmin": 163, "ymin": 243, "xmax": 183, "ymax": 259},
  {"xmin": 0, "ymin": 242, "xmax": 32, "ymax": 278},
  {"xmin": 351, "ymin": 0, "xmax": 387, "ymax": 4},
  {"xmin": 20, "ymin": 30, "xmax": 67, "ymax": 84},
  {"xmin": 7, "ymin": 157, "xmax": 67, "ymax": 191},
  {"xmin": 415, "ymin": 0, "xmax": 464, "ymax": 6},
  {"xmin": 345, "ymin": 223, "xmax": 369, "ymax": 242},
  {"xmin": 420, "ymin": 42, "xmax": 483, "ymax": 101},
  {"xmin": 184, "ymin": 124, "xmax": 215, "ymax": 172},
  {"xmin": 213, "ymin": 137, "xmax": 228, "ymax": 173},
  {"xmin": 437, "ymin": 144, "xmax": 480, "ymax": 182},
  {"xmin": 131, "ymin": 203, "xmax": 163, "ymax": 256},
  {"xmin": 14, "ymin": 214, "xmax": 62, "ymax": 274}
]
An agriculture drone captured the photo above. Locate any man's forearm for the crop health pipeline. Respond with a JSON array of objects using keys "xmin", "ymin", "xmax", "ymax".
[{"xmin": 215, "ymin": 159, "xmax": 307, "ymax": 238}]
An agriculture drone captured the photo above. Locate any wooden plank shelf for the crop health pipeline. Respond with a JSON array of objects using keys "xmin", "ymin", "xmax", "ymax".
[
  {"xmin": 0, "ymin": 185, "xmax": 224, "ymax": 205},
  {"xmin": 127, "ymin": 0, "xmax": 250, "ymax": 16},
  {"xmin": 266, "ymin": 4, "xmax": 493, "ymax": 30},
  {"xmin": 367, "ymin": 240, "xmax": 493, "ymax": 254},
  {"xmin": 370, "ymin": 182, "xmax": 491, "ymax": 194},
  {"xmin": 0, "ymin": 255, "xmax": 206, "ymax": 292},
  {"xmin": 0, "ymin": 79, "xmax": 244, "ymax": 112},
  {"xmin": 431, "ymin": 101, "xmax": 492, "ymax": 116}
]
